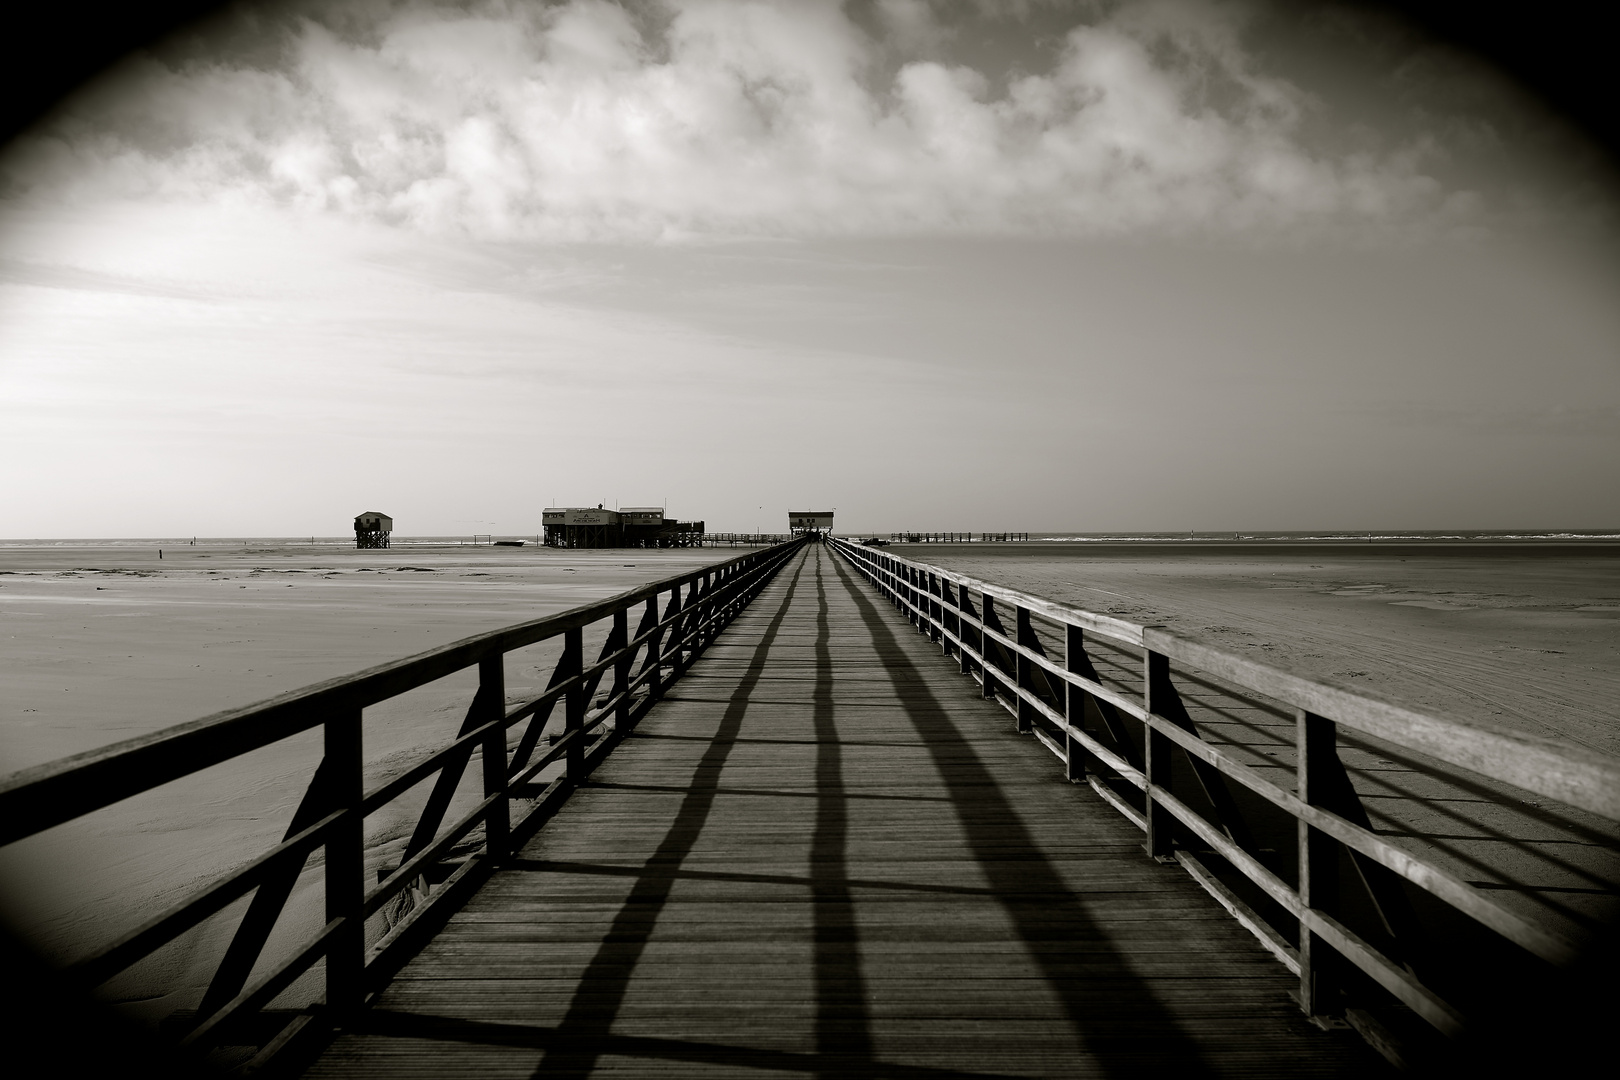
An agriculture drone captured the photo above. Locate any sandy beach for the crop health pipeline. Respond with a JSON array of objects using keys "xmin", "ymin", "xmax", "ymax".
[
  {"xmin": 910, "ymin": 542, "xmax": 1620, "ymax": 755},
  {"xmin": 0, "ymin": 541, "xmax": 744, "ymax": 770},
  {"xmin": 0, "ymin": 540, "xmax": 745, "ymax": 1015}
]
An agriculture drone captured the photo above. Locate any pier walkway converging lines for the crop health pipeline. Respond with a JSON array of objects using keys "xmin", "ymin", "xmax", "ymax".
[{"xmin": 306, "ymin": 544, "xmax": 1378, "ymax": 1078}]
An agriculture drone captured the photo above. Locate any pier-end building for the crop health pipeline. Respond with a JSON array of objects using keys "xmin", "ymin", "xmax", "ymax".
[{"xmin": 542, "ymin": 505, "xmax": 706, "ymax": 548}]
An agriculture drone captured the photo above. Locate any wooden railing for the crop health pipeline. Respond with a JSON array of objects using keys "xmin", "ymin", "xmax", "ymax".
[
  {"xmin": 829, "ymin": 536, "xmax": 1619, "ymax": 1050},
  {"xmin": 0, "ymin": 537, "xmax": 804, "ymax": 1063}
]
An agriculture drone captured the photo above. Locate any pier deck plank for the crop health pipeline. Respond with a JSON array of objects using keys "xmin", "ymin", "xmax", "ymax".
[{"xmin": 305, "ymin": 544, "xmax": 1385, "ymax": 1077}]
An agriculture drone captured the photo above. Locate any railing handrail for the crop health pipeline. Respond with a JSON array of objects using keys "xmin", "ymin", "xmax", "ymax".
[
  {"xmin": 830, "ymin": 538, "xmax": 1620, "ymax": 822},
  {"xmin": 0, "ymin": 541, "xmax": 803, "ymax": 846}
]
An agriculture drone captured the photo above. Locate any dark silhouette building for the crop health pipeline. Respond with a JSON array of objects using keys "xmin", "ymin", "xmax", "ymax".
[
  {"xmin": 354, "ymin": 511, "xmax": 392, "ymax": 549},
  {"xmin": 542, "ymin": 505, "xmax": 705, "ymax": 548}
]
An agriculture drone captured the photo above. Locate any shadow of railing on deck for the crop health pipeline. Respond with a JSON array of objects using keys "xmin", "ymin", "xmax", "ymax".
[
  {"xmin": 828, "ymin": 535, "xmax": 1620, "ymax": 1068},
  {"xmin": 0, "ymin": 538, "xmax": 806, "ymax": 1071},
  {"xmin": 826, "ymin": 547, "xmax": 1218, "ymax": 1076},
  {"xmin": 519, "ymin": 554, "xmax": 810, "ymax": 1080}
]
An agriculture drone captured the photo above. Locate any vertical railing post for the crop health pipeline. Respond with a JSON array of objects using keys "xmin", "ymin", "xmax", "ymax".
[
  {"xmin": 678, "ymin": 576, "xmax": 703, "ymax": 668},
  {"xmin": 641, "ymin": 595, "xmax": 660, "ymax": 705},
  {"xmin": 1298, "ymin": 708, "xmax": 1342, "ymax": 1019},
  {"xmin": 1064, "ymin": 625, "xmax": 1089, "ymax": 783},
  {"xmin": 980, "ymin": 596, "xmax": 1000, "ymax": 701},
  {"xmin": 666, "ymin": 583, "xmax": 686, "ymax": 671},
  {"xmin": 701, "ymin": 569, "xmax": 717, "ymax": 643},
  {"xmin": 693, "ymin": 571, "xmax": 711, "ymax": 650},
  {"xmin": 927, "ymin": 574, "xmax": 943, "ymax": 644},
  {"xmin": 700, "ymin": 569, "xmax": 719, "ymax": 647},
  {"xmin": 645, "ymin": 596, "xmax": 665, "ymax": 703},
  {"xmin": 673, "ymin": 579, "xmax": 694, "ymax": 666},
  {"xmin": 1014, "ymin": 606, "xmax": 1036, "ymax": 734},
  {"xmin": 613, "ymin": 607, "xmax": 631, "ymax": 730},
  {"xmin": 941, "ymin": 580, "xmax": 958, "ymax": 659},
  {"xmin": 956, "ymin": 588, "xmax": 977, "ymax": 676},
  {"xmin": 926, "ymin": 573, "xmax": 939, "ymax": 641},
  {"xmin": 324, "ymin": 706, "xmax": 364, "ymax": 1016},
  {"xmin": 563, "ymin": 627, "xmax": 585, "ymax": 781},
  {"xmin": 479, "ymin": 655, "xmax": 509, "ymax": 860},
  {"xmin": 1143, "ymin": 650, "xmax": 1175, "ymax": 861}
]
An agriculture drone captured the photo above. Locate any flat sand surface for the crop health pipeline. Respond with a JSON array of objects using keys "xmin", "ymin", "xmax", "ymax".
[
  {"xmin": 910, "ymin": 542, "xmax": 1620, "ymax": 755},
  {"xmin": 1, "ymin": 542, "xmax": 740, "ymax": 770},
  {"xmin": 0, "ymin": 541, "xmax": 746, "ymax": 1012}
]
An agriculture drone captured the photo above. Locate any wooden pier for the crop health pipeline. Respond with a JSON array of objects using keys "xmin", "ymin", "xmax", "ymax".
[
  {"xmin": 303, "ymin": 543, "xmax": 1378, "ymax": 1077},
  {"xmin": 3, "ymin": 536, "xmax": 1615, "ymax": 1076}
]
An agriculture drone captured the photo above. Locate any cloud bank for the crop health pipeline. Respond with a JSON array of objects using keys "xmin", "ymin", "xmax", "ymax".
[{"xmin": 3, "ymin": 0, "xmax": 1458, "ymax": 240}]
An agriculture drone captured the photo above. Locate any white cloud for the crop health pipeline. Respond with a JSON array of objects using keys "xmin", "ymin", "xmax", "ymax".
[{"xmin": 0, "ymin": 0, "xmax": 1452, "ymax": 241}]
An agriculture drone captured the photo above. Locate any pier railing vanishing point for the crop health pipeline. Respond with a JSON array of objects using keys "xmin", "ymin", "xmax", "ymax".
[
  {"xmin": 0, "ymin": 538, "xmax": 805, "ymax": 1067},
  {"xmin": 830, "ymin": 536, "xmax": 1620, "ymax": 1056}
]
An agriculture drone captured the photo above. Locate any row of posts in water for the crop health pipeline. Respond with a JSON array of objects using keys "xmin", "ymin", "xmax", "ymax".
[{"xmin": 880, "ymin": 532, "xmax": 1029, "ymax": 543}]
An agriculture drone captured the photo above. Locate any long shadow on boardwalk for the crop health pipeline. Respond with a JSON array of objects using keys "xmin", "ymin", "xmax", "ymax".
[
  {"xmin": 822, "ymin": 547, "xmax": 1215, "ymax": 1077},
  {"xmin": 525, "ymin": 558, "xmax": 810, "ymax": 1078},
  {"xmin": 529, "ymin": 545, "xmax": 1212, "ymax": 1077},
  {"xmin": 811, "ymin": 549, "xmax": 874, "ymax": 1074}
]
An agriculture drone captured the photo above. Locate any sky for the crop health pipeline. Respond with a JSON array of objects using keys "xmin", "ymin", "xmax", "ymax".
[{"xmin": 0, "ymin": 0, "xmax": 1616, "ymax": 537}]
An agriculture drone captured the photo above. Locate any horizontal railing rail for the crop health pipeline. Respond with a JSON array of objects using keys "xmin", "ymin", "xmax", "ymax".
[
  {"xmin": 0, "ymin": 537, "xmax": 806, "ymax": 1065},
  {"xmin": 829, "ymin": 536, "xmax": 1619, "ymax": 1048},
  {"xmin": 701, "ymin": 533, "xmax": 793, "ymax": 545}
]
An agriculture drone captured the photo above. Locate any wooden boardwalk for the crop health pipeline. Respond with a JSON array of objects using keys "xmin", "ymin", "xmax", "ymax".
[{"xmin": 305, "ymin": 544, "xmax": 1385, "ymax": 1078}]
